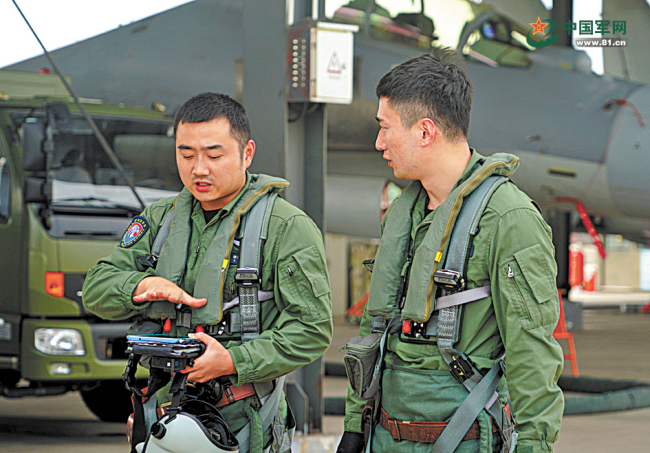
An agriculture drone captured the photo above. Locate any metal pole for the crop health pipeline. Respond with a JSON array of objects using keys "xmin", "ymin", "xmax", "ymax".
[
  {"xmin": 243, "ymin": 0, "xmax": 288, "ymax": 180},
  {"xmin": 552, "ymin": 0, "xmax": 574, "ymax": 47},
  {"xmin": 244, "ymin": 0, "xmax": 328, "ymax": 433},
  {"xmin": 304, "ymin": 104, "xmax": 327, "ymax": 233}
]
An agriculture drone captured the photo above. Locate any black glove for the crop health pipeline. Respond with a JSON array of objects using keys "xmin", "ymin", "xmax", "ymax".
[{"xmin": 336, "ymin": 431, "xmax": 365, "ymax": 453}]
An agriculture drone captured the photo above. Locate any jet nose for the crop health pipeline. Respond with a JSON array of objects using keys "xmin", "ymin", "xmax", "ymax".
[{"xmin": 605, "ymin": 85, "xmax": 650, "ymax": 217}]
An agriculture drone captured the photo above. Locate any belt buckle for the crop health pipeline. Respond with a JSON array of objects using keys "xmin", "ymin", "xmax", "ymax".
[
  {"xmin": 388, "ymin": 417, "xmax": 401, "ymax": 442},
  {"xmin": 223, "ymin": 385, "xmax": 236, "ymax": 404}
]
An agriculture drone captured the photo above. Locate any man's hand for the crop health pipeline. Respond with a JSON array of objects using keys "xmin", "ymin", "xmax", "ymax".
[
  {"xmin": 132, "ymin": 276, "xmax": 207, "ymax": 307},
  {"xmin": 181, "ymin": 332, "xmax": 236, "ymax": 382},
  {"xmin": 336, "ymin": 431, "xmax": 365, "ymax": 453}
]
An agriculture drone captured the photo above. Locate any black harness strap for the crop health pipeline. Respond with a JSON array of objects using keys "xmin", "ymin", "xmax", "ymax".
[{"xmin": 123, "ymin": 354, "xmax": 172, "ymax": 452}]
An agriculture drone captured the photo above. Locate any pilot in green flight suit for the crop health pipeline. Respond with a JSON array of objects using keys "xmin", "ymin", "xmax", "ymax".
[
  {"xmin": 83, "ymin": 93, "xmax": 333, "ymax": 453},
  {"xmin": 337, "ymin": 49, "xmax": 564, "ymax": 453}
]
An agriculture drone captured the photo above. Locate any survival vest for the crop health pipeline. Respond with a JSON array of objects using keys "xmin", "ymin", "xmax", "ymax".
[
  {"xmin": 126, "ymin": 174, "xmax": 293, "ymax": 453},
  {"xmin": 361, "ymin": 153, "xmax": 521, "ymax": 453},
  {"xmin": 147, "ymin": 174, "xmax": 288, "ymax": 327}
]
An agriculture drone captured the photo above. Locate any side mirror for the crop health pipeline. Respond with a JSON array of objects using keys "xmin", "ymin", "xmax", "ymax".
[
  {"xmin": 22, "ymin": 122, "xmax": 46, "ymax": 172},
  {"xmin": 49, "ymin": 102, "xmax": 73, "ymax": 133},
  {"xmin": 0, "ymin": 157, "xmax": 11, "ymax": 220},
  {"xmin": 22, "ymin": 102, "xmax": 73, "ymax": 172}
]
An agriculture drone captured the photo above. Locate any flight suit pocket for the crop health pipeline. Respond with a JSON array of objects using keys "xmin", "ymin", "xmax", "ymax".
[
  {"xmin": 504, "ymin": 244, "xmax": 558, "ymax": 330},
  {"xmin": 284, "ymin": 245, "xmax": 331, "ymax": 321},
  {"xmin": 292, "ymin": 246, "xmax": 330, "ymax": 297}
]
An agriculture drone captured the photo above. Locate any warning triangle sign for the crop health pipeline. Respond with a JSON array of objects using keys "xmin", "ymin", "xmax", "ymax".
[{"xmin": 327, "ymin": 53, "xmax": 342, "ymax": 74}]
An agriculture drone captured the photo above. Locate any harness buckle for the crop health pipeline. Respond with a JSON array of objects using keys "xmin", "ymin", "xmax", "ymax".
[
  {"xmin": 210, "ymin": 312, "xmax": 234, "ymax": 336},
  {"xmin": 449, "ymin": 354, "xmax": 475, "ymax": 383},
  {"xmin": 433, "ymin": 269, "xmax": 465, "ymax": 293},
  {"xmin": 136, "ymin": 254, "xmax": 158, "ymax": 269},
  {"xmin": 235, "ymin": 267, "xmax": 261, "ymax": 287},
  {"xmin": 176, "ymin": 307, "xmax": 192, "ymax": 328}
]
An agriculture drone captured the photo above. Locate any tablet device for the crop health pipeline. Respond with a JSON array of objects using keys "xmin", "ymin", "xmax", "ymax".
[{"xmin": 126, "ymin": 335, "xmax": 199, "ymax": 345}]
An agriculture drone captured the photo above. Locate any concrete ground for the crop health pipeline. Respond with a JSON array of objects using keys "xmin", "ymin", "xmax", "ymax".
[{"xmin": 314, "ymin": 307, "xmax": 650, "ymax": 452}]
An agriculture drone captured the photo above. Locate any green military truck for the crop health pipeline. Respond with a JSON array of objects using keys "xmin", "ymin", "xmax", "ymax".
[{"xmin": 0, "ymin": 69, "xmax": 180, "ymax": 421}]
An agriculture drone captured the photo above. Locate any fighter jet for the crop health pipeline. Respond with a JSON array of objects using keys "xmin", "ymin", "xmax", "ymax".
[{"xmin": 6, "ymin": 0, "xmax": 649, "ymax": 246}]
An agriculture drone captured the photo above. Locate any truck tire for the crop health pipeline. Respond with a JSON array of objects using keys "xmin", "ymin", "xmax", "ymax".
[{"xmin": 81, "ymin": 381, "xmax": 133, "ymax": 423}]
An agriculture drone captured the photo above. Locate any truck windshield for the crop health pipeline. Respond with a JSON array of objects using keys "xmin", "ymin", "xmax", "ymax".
[{"xmin": 14, "ymin": 112, "xmax": 181, "ymax": 212}]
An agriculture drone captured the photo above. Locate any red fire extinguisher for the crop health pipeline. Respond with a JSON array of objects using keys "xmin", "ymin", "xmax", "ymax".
[{"xmin": 568, "ymin": 244, "xmax": 584, "ymax": 288}]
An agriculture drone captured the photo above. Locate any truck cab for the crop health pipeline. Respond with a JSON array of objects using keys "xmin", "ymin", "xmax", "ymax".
[{"xmin": 0, "ymin": 69, "xmax": 179, "ymax": 421}]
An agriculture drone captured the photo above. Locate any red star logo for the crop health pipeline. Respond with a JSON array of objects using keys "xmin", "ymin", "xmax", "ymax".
[{"xmin": 529, "ymin": 17, "xmax": 549, "ymax": 35}]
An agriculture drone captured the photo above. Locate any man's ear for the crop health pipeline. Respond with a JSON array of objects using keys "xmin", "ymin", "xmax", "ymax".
[
  {"xmin": 243, "ymin": 140, "xmax": 256, "ymax": 168},
  {"xmin": 419, "ymin": 118, "xmax": 437, "ymax": 146}
]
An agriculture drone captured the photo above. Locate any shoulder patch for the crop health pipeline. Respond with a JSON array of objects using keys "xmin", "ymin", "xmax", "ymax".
[{"xmin": 120, "ymin": 216, "xmax": 149, "ymax": 248}]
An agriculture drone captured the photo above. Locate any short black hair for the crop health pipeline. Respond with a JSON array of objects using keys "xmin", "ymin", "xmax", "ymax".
[
  {"xmin": 173, "ymin": 92, "xmax": 252, "ymax": 151},
  {"xmin": 375, "ymin": 48, "xmax": 473, "ymax": 141}
]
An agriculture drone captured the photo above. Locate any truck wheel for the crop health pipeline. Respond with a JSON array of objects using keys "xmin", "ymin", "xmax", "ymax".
[{"xmin": 80, "ymin": 381, "xmax": 133, "ymax": 423}]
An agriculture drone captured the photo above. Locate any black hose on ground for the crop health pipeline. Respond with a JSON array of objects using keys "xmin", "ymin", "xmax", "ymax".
[
  {"xmin": 323, "ymin": 363, "xmax": 650, "ymax": 416},
  {"xmin": 559, "ymin": 376, "xmax": 650, "ymax": 415}
]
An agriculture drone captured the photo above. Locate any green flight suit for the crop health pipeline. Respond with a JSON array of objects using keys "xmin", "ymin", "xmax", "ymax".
[
  {"xmin": 83, "ymin": 172, "xmax": 333, "ymax": 452},
  {"xmin": 344, "ymin": 151, "xmax": 564, "ymax": 453}
]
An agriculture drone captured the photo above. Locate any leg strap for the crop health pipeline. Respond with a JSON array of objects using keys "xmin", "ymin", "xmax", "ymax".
[
  {"xmin": 429, "ymin": 360, "xmax": 503, "ymax": 453},
  {"xmin": 235, "ymin": 376, "xmax": 286, "ymax": 453}
]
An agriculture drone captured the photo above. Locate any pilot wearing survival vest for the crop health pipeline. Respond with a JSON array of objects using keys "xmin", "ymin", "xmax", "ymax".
[
  {"xmin": 83, "ymin": 92, "xmax": 333, "ymax": 453},
  {"xmin": 337, "ymin": 49, "xmax": 564, "ymax": 453}
]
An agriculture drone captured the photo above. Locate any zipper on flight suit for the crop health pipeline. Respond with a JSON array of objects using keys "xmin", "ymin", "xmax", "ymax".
[
  {"xmin": 508, "ymin": 264, "xmax": 533, "ymax": 321},
  {"xmin": 413, "ymin": 220, "xmax": 432, "ymax": 238},
  {"xmin": 195, "ymin": 225, "xmax": 207, "ymax": 256}
]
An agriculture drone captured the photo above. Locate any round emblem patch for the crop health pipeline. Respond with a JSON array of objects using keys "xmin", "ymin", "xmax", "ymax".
[{"xmin": 120, "ymin": 216, "xmax": 149, "ymax": 248}]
